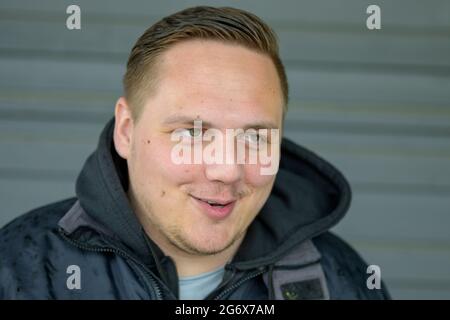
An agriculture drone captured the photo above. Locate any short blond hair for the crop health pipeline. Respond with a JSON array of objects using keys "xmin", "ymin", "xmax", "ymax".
[{"xmin": 123, "ymin": 6, "xmax": 289, "ymax": 120}]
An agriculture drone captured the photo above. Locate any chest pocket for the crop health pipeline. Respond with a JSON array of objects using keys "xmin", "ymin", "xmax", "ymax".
[{"xmin": 263, "ymin": 240, "xmax": 330, "ymax": 300}]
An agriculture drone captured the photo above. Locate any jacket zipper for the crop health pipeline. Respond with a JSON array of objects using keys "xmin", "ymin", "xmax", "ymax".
[
  {"xmin": 58, "ymin": 229, "xmax": 163, "ymax": 300},
  {"xmin": 213, "ymin": 267, "xmax": 267, "ymax": 300}
]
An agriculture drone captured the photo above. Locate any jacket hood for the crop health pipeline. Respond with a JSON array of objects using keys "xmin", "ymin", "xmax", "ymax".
[{"xmin": 75, "ymin": 118, "xmax": 352, "ymax": 270}]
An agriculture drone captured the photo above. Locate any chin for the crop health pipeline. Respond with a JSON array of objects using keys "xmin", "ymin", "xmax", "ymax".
[{"xmin": 176, "ymin": 228, "xmax": 238, "ymax": 256}]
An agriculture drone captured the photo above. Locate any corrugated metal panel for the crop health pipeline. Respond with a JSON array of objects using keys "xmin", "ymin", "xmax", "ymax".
[{"xmin": 0, "ymin": 0, "xmax": 449, "ymax": 299}]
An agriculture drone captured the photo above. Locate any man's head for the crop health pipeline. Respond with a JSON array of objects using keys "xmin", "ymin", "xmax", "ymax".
[
  {"xmin": 114, "ymin": 6, "xmax": 288, "ymax": 258},
  {"xmin": 123, "ymin": 6, "xmax": 288, "ymax": 121}
]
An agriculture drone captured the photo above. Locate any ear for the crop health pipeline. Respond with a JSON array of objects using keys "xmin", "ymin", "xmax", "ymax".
[{"xmin": 113, "ymin": 97, "xmax": 134, "ymax": 160}]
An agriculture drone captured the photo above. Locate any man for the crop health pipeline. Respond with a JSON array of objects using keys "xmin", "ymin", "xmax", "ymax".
[{"xmin": 0, "ymin": 6, "xmax": 389, "ymax": 300}]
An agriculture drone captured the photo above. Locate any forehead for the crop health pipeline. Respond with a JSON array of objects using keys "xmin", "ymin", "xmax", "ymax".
[{"xmin": 144, "ymin": 40, "xmax": 284, "ymax": 128}]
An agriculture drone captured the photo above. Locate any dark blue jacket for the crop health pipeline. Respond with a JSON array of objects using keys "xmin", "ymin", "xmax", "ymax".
[{"xmin": 0, "ymin": 119, "xmax": 390, "ymax": 300}]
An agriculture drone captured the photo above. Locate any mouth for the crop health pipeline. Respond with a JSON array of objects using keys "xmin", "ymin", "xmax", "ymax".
[{"xmin": 190, "ymin": 195, "xmax": 237, "ymax": 220}]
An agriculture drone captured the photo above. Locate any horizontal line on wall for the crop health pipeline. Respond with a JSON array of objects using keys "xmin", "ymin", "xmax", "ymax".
[
  {"xmin": 289, "ymin": 102, "xmax": 450, "ymax": 118},
  {"xmin": 298, "ymin": 144, "xmax": 450, "ymax": 159},
  {"xmin": 1, "ymin": 48, "xmax": 449, "ymax": 76},
  {"xmin": 284, "ymin": 119, "xmax": 450, "ymax": 138},
  {"xmin": 0, "ymin": 48, "xmax": 126, "ymax": 64},
  {"xmin": 0, "ymin": 109, "xmax": 111, "ymax": 123},
  {"xmin": 1, "ymin": 9, "xmax": 449, "ymax": 37},
  {"xmin": 0, "ymin": 168, "xmax": 77, "ymax": 181},
  {"xmin": 384, "ymin": 277, "xmax": 450, "ymax": 291},
  {"xmin": 349, "ymin": 238, "xmax": 450, "ymax": 252},
  {"xmin": 352, "ymin": 182, "xmax": 450, "ymax": 196},
  {"xmin": 0, "ymin": 89, "xmax": 118, "ymax": 102},
  {"xmin": 283, "ymin": 60, "xmax": 450, "ymax": 77}
]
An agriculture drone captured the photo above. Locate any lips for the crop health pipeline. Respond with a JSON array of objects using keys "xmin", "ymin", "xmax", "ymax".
[{"xmin": 190, "ymin": 195, "xmax": 236, "ymax": 220}]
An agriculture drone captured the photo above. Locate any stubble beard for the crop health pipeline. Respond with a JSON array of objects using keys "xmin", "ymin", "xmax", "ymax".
[
  {"xmin": 135, "ymin": 192, "xmax": 246, "ymax": 257},
  {"xmin": 164, "ymin": 223, "xmax": 247, "ymax": 256}
]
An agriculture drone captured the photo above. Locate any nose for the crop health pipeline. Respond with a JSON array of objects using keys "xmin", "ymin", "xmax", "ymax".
[
  {"xmin": 202, "ymin": 130, "xmax": 246, "ymax": 184},
  {"xmin": 204, "ymin": 162, "xmax": 243, "ymax": 184}
]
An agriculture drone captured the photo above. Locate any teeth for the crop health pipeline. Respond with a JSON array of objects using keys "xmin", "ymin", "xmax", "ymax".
[
  {"xmin": 205, "ymin": 200, "xmax": 225, "ymax": 207},
  {"xmin": 209, "ymin": 202, "xmax": 223, "ymax": 207}
]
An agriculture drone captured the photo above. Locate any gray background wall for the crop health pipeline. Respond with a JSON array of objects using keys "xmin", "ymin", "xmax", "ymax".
[{"xmin": 0, "ymin": 0, "xmax": 449, "ymax": 299}]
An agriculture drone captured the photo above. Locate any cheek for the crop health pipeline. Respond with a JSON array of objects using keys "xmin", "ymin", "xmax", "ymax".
[
  {"xmin": 244, "ymin": 164, "xmax": 276, "ymax": 187},
  {"xmin": 133, "ymin": 137, "xmax": 199, "ymax": 185}
]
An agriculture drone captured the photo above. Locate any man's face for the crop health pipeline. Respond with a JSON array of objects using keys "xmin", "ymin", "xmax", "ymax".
[{"xmin": 121, "ymin": 40, "xmax": 283, "ymax": 256}]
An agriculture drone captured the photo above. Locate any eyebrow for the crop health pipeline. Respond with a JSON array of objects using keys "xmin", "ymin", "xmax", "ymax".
[{"xmin": 161, "ymin": 115, "xmax": 279, "ymax": 130}]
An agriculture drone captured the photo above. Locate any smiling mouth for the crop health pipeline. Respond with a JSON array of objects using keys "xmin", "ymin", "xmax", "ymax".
[
  {"xmin": 190, "ymin": 195, "xmax": 234, "ymax": 207},
  {"xmin": 189, "ymin": 194, "xmax": 237, "ymax": 219}
]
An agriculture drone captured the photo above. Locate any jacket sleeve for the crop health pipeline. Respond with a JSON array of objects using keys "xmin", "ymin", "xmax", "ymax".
[
  {"xmin": 0, "ymin": 261, "xmax": 17, "ymax": 299},
  {"xmin": 312, "ymin": 232, "xmax": 391, "ymax": 300}
]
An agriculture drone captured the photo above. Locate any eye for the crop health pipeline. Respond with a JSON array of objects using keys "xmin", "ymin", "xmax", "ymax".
[
  {"xmin": 243, "ymin": 132, "xmax": 259, "ymax": 144},
  {"xmin": 240, "ymin": 131, "xmax": 267, "ymax": 147},
  {"xmin": 181, "ymin": 127, "xmax": 203, "ymax": 138}
]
